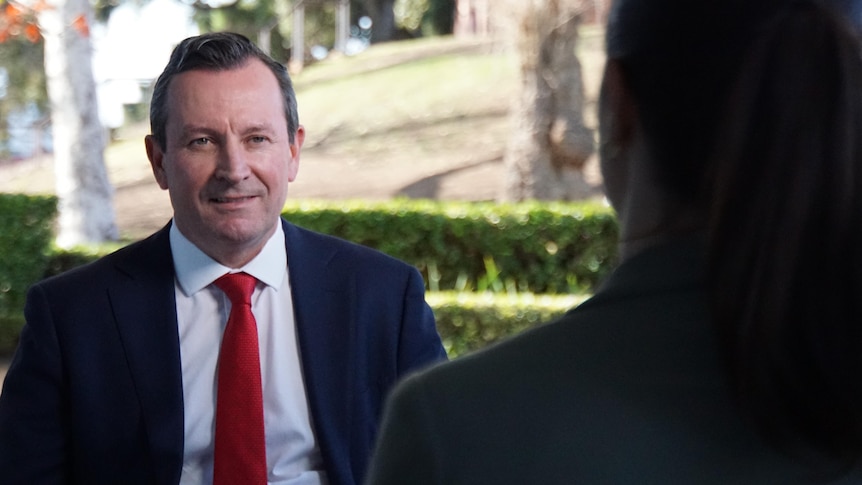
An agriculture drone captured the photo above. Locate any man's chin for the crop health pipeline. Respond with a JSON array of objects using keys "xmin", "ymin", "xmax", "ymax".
[{"xmin": 211, "ymin": 218, "xmax": 276, "ymax": 245}]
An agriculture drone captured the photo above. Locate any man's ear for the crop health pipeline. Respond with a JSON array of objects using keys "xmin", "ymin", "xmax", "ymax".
[
  {"xmin": 145, "ymin": 135, "xmax": 170, "ymax": 190},
  {"xmin": 287, "ymin": 125, "xmax": 305, "ymax": 182}
]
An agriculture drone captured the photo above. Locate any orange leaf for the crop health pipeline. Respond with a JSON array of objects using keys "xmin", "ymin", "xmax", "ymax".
[
  {"xmin": 71, "ymin": 13, "xmax": 88, "ymax": 37},
  {"xmin": 24, "ymin": 21, "xmax": 38, "ymax": 42},
  {"xmin": 0, "ymin": 29, "xmax": 8, "ymax": 43},
  {"xmin": 5, "ymin": 3, "xmax": 21, "ymax": 22}
]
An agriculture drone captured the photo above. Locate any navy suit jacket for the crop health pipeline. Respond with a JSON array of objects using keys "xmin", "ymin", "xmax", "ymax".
[{"xmin": 0, "ymin": 219, "xmax": 446, "ymax": 484}]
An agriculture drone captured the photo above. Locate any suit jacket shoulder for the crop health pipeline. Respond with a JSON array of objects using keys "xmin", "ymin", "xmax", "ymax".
[
  {"xmin": 282, "ymin": 219, "xmax": 446, "ymax": 485},
  {"xmin": 0, "ymin": 224, "xmax": 184, "ymax": 484},
  {"xmin": 282, "ymin": 220, "xmax": 419, "ymax": 276},
  {"xmin": 38, "ymin": 224, "xmax": 174, "ymax": 292}
]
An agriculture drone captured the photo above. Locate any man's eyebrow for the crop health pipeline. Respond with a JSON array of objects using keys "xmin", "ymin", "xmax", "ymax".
[
  {"xmin": 178, "ymin": 124, "xmax": 218, "ymax": 137},
  {"xmin": 241, "ymin": 123, "xmax": 278, "ymax": 134},
  {"xmin": 176, "ymin": 123, "xmax": 279, "ymax": 137}
]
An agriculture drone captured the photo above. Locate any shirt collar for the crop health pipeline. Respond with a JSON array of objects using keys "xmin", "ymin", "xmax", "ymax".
[{"xmin": 169, "ymin": 221, "xmax": 287, "ymax": 297}]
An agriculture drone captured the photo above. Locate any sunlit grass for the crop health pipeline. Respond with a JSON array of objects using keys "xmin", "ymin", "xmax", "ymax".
[{"xmin": 295, "ymin": 36, "xmax": 518, "ymax": 159}]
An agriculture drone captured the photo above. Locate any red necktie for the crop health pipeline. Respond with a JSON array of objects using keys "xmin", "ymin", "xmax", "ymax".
[{"xmin": 213, "ymin": 272, "xmax": 267, "ymax": 484}]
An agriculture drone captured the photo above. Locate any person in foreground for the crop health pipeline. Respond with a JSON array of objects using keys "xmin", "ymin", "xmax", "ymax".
[
  {"xmin": 366, "ymin": 1, "xmax": 862, "ymax": 483},
  {"xmin": 0, "ymin": 32, "xmax": 446, "ymax": 484}
]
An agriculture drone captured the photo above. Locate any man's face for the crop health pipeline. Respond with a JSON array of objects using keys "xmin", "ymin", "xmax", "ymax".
[{"xmin": 146, "ymin": 58, "xmax": 304, "ymax": 266}]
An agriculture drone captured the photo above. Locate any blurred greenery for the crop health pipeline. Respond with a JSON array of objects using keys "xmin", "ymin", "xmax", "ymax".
[
  {"xmin": 0, "ymin": 193, "xmax": 56, "ymax": 350},
  {"xmin": 191, "ymin": 0, "xmax": 456, "ymax": 64},
  {"xmin": 0, "ymin": 35, "xmax": 46, "ymax": 158},
  {"xmin": 430, "ymin": 291, "xmax": 589, "ymax": 357},
  {"xmin": 37, "ymin": 199, "xmax": 618, "ymax": 294},
  {"xmin": 0, "ymin": 198, "xmax": 616, "ymax": 355},
  {"xmin": 282, "ymin": 199, "xmax": 618, "ymax": 293}
]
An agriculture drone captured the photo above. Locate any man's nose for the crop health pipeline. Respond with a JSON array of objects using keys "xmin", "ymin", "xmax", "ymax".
[{"xmin": 215, "ymin": 141, "xmax": 252, "ymax": 182}]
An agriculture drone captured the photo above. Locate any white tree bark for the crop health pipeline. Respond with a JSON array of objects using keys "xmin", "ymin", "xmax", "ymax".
[
  {"xmin": 498, "ymin": 0, "xmax": 594, "ymax": 201},
  {"xmin": 39, "ymin": 0, "xmax": 118, "ymax": 247}
]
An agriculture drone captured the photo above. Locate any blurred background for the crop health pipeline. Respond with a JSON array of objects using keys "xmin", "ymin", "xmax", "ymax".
[{"xmin": 0, "ymin": 0, "xmax": 611, "ymax": 243}]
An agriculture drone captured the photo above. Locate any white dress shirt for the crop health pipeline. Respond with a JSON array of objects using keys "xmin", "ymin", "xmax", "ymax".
[{"xmin": 170, "ymin": 223, "xmax": 327, "ymax": 484}]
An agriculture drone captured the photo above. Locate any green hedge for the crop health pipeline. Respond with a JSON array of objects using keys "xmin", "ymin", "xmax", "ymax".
[
  {"xmin": 0, "ymin": 285, "xmax": 585, "ymax": 358},
  {"xmin": 430, "ymin": 291, "xmax": 589, "ymax": 357},
  {"xmin": 41, "ymin": 200, "xmax": 619, "ymax": 293},
  {"xmin": 283, "ymin": 199, "xmax": 618, "ymax": 293},
  {"xmin": 4, "ymin": 198, "xmax": 614, "ymax": 355},
  {"xmin": 42, "ymin": 244, "xmax": 118, "ymax": 279},
  {"xmin": 0, "ymin": 193, "xmax": 57, "ymax": 351}
]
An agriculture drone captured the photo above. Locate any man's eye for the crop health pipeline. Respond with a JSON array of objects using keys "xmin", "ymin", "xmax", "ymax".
[
  {"xmin": 249, "ymin": 136, "xmax": 267, "ymax": 144},
  {"xmin": 191, "ymin": 138, "xmax": 210, "ymax": 146}
]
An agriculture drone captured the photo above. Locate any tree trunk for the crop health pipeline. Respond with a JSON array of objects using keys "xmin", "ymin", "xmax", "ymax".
[
  {"xmin": 500, "ymin": 0, "xmax": 594, "ymax": 201},
  {"xmin": 39, "ymin": 0, "xmax": 118, "ymax": 247}
]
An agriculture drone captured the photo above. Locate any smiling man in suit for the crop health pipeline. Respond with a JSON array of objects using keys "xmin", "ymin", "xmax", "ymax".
[{"xmin": 0, "ymin": 32, "xmax": 446, "ymax": 485}]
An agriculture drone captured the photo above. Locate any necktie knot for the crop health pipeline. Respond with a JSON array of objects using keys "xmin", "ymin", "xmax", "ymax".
[{"xmin": 215, "ymin": 272, "xmax": 257, "ymax": 307}]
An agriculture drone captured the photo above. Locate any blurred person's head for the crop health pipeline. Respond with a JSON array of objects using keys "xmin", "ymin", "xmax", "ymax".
[{"xmin": 599, "ymin": 0, "xmax": 862, "ymax": 466}]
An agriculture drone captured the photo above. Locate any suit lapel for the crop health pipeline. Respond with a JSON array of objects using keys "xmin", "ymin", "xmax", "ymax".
[
  {"xmin": 109, "ymin": 225, "xmax": 184, "ymax": 484},
  {"xmin": 283, "ymin": 221, "xmax": 355, "ymax": 481}
]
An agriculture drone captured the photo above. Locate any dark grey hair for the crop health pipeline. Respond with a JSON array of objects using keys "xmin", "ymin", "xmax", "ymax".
[{"xmin": 148, "ymin": 32, "xmax": 299, "ymax": 148}]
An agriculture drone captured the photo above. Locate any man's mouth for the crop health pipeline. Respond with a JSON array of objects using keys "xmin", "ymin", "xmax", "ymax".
[{"xmin": 212, "ymin": 196, "xmax": 255, "ymax": 203}]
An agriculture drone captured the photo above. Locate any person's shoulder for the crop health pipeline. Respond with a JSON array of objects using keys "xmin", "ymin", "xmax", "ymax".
[
  {"xmin": 405, "ymin": 311, "xmax": 584, "ymax": 392},
  {"xmin": 36, "ymin": 227, "xmax": 170, "ymax": 290},
  {"xmin": 394, "ymin": 292, "xmax": 649, "ymax": 401},
  {"xmin": 284, "ymin": 220, "xmax": 414, "ymax": 269}
]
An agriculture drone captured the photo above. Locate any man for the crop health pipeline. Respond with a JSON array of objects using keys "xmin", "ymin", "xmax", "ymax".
[{"xmin": 0, "ymin": 32, "xmax": 445, "ymax": 484}]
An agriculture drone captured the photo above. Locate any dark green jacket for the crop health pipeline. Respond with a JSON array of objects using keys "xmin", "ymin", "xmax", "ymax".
[{"xmin": 367, "ymin": 238, "xmax": 860, "ymax": 484}]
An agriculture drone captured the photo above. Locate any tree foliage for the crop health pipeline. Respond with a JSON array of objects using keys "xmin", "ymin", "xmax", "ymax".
[
  {"xmin": 394, "ymin": 0, "xmax": 453, "ymax": 36},
  {"xmin": 191, "ymin": 0, "xmax": 335, "ymax": 63},
  {"xmin": 190, "ymin": 0, "xmax": 455, "ymax": 64},
  {"xmin": 422, "ymin": 0, "xmax": 454, "ymax": 35},
  {"xmin": 0, "ymin": 0, "xmax": 118, "ymax": 244},
  {"xmin": 0, "ymin": 2, "xmax": 47, "ymax": 157},
  {"xmin": 0, "ymin": 0, "xmax": 136, "ymax": 116},
  {"xmin": 0, "ymin": 0, "xmax": 112, "ymax": 158}
]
